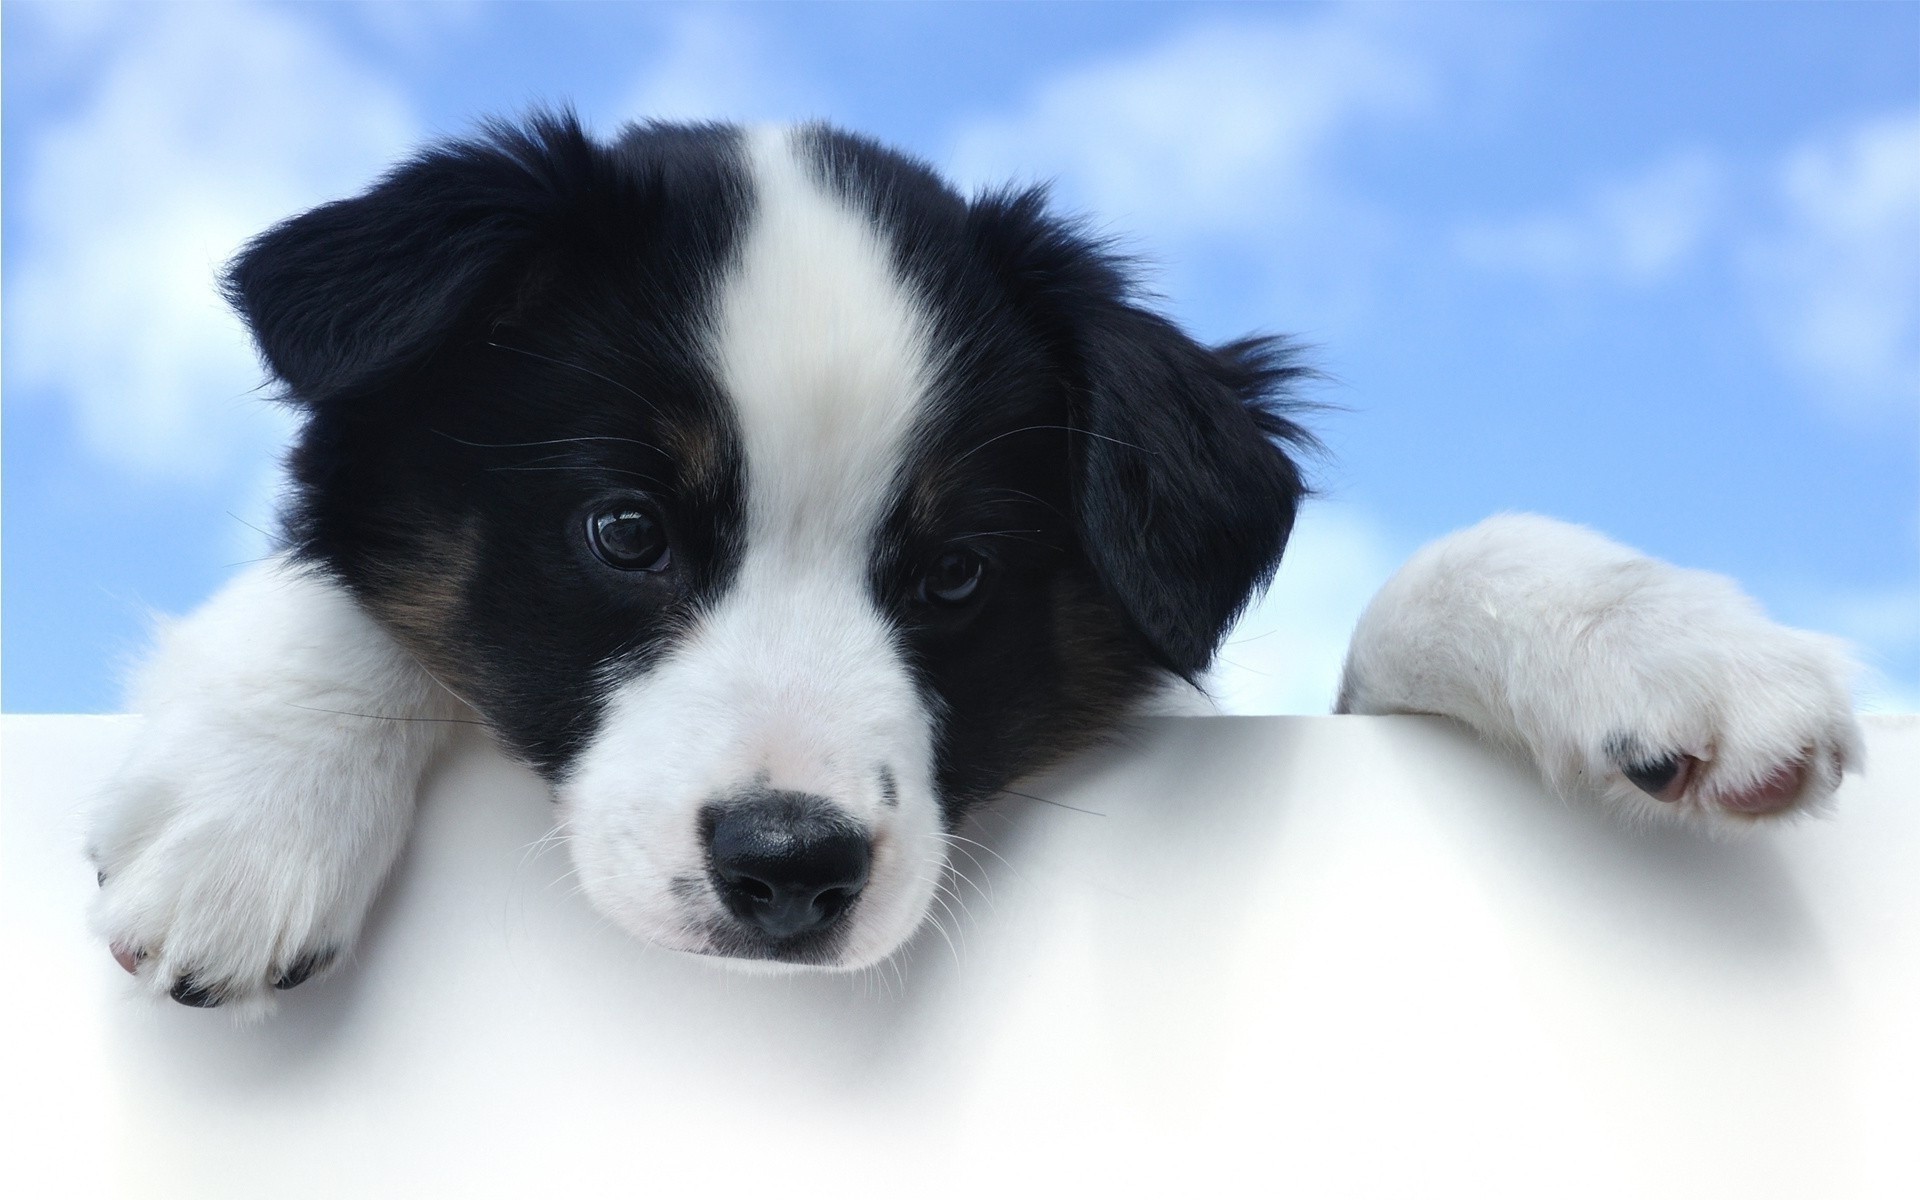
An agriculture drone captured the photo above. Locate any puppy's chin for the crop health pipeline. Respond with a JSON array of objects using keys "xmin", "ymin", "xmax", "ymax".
[
  {"xmin": 583, "ymin": 895, "xmax": 930, "ymax": 975},
  {"xmin": 668, "ymin": 949, "xmax": 879, "ymax": 977}
]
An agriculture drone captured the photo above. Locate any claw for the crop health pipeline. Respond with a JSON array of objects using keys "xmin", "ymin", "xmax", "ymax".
[
  {"xmin": 273, "ymin": 949, "xmax": 336, "ymax": 990},
  {"xmin": 169, "ymin": 977, "xmax": 225, "ymax": 1008}
]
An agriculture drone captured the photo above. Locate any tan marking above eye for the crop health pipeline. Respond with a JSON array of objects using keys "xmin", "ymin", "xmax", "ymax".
[{"xmin": 662, "ymin": 423, "xmax": 722, "ymax": 494}]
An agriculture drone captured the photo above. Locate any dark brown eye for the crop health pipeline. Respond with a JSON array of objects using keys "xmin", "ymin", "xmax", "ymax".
[
  {"xmin": 918, "ymin": 547, "xmax": 986, "ymax": 606},
  {"xmin": 587, "ymin": 501, "xmax": 672, "ymax": 572}
]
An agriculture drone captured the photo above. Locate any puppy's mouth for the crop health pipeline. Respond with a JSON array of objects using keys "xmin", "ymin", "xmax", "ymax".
[
  {"xmin": 681, "ymin": 917, "xmax": 857, "ymax": 967},
  {"xmin": 583, "ymin": 853, "xmax": 933, "ymax": 971}
]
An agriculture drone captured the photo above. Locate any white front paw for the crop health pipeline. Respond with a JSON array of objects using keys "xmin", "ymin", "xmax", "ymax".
[
  {"xmin": 1344, "ymin": 515, "xmax": 1866, "ymax": 831},
  {"xmin": 89, "ymin": 713, "xmax": 413, "ymax": 1014},
  {"xmin": 88, "ymin": 558, "xmax": 452, "ymax": 1014}
]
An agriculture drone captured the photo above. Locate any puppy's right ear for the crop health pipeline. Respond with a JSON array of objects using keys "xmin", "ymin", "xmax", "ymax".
[{"xmin": 223, "ymin": 112, "xmax": 602, "ymax": 404}]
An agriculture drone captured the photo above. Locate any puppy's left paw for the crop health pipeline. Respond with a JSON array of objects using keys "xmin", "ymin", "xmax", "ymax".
[
  {"xmin": 1341, "ymin": 515, "xmax": 1865, "ymax": 832},
  {"xmin": 1570, "ymin": 587, "xmax": 1863, "ymax": 830}
]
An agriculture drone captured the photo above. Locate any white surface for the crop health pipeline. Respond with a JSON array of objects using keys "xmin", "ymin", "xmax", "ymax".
[{"xmin": 4, "ymin": 713, "xmax": 1916, "ymax": 1198}]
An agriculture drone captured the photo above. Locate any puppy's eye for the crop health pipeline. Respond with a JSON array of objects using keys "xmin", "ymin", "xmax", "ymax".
[
  {"xmin": 917, "ymin": 547, "xmax": 987, "ymax": 606},
  {"xmin": 587, "ymin": 501, "xmax": 672, "ymax": 572}
]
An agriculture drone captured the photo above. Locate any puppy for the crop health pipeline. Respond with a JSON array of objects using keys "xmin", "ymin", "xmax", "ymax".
[{"xmin": 89, "ymin": 115, "xmax": 1863, "ymax": 1012}]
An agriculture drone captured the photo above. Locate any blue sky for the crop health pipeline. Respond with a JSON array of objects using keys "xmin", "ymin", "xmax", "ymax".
[{"xmin": 5, "ymin": 0, "xmax": 1916, "ymax": 714}]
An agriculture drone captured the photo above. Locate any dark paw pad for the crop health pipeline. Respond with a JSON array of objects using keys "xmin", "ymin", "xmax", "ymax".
[
  {"xmin": 1622, "ymin": 756, "xmax": 1685, "ymax": 798},
  {"xmin": 273, "ymin": 949, "xmax": 336, "ymax": 991},
  {"xmin": 1608, "ymin": 737, "xmax": 1699, "ymax": 803},
  {"xmin": 169, "ymin": 977, "xmax": 225, "ymax": 1008}
]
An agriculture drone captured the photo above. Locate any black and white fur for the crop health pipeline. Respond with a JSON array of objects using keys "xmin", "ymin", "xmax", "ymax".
[{"xmin": 90, "ymin": 116, "xmax": 1863, "ymax": 1014}]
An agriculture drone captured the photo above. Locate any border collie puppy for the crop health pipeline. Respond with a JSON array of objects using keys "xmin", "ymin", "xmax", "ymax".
[{"xmin": 89, "ymin": 115, "xmax": 1863, "ymax": 1012}]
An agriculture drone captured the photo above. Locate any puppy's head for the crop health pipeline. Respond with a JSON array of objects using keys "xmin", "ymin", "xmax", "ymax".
[{"xmin": 226, "ymin": 114, "xmax": 1309, "ymax": 968}]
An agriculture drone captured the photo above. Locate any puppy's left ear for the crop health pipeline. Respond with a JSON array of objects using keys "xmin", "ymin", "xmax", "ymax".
[
  {"xmin": 970, "ymin": 186, "xmax": 1315, "ymax": 678},
  {"xmin": 1072, "ymin": 311, "xmax": 1312, "ymax": 678}
]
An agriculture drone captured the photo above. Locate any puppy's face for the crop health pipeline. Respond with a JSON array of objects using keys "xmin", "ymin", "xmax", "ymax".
[{"xmin": 227, "ymin": 117, "xmax": 1307, "ymax": 969}]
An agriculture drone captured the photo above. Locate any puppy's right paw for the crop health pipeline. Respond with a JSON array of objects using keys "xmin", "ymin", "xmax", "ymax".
[
  {"xmin": 88, "ymin": 557, "xmax": 457, "ymax": 1016},
  {"xmin": 89, "ymin": 716, "xmax": 412, "ymax": 1015}
]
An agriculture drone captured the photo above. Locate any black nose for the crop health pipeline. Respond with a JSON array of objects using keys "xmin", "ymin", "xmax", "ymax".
[{"xmin": 704, "ymin": 793, "xmax": 871, "ymax": 941}]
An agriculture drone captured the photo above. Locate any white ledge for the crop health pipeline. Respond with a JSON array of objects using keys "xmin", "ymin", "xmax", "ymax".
[{"xmin": 5, "ymin": 713, "xmax": 1917, "ymax": 1197}]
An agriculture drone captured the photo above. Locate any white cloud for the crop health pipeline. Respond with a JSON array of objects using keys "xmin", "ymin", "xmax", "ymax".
[
  {"xmin": 10, "ymin": 1, "xmax": 420, "ymax": 483},
  {"xmin": 618, "ymin": 7, "xmax": 830, "ymax": 128},
  {"xmin": 1803, "ymin": 572, "xmax": 1920, "ymax": 715},
  {"xmin": 1742, "ymin": 110, "xmax": 1920, "ymax": 419},
  {"xmin": 348, "ymin": 0, "xmax": 483, "ymax": 53},
  {"xmin": 1206, "ymin": 505, "xmax": 1405, "ymax": 715},
  {"xmin": 1454, "ymin": 152, "xmax": 1724, "ymax": 286},
  {"xmin": 945, "ymin": 13, "xmax": 1430, "ymax": 239},
  {"xmin": 1829, "ymin": 581, "xmax": 1920, "ymax": 659},
  {"xmin": 222, "ymin": 457, "xmax": 299, "ymax": 567},
  {"xmin": 1452, "ymin": 108, "xmax": 1919, "ymax": 422}
]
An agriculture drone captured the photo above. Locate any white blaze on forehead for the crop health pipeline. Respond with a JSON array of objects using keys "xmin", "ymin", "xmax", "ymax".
[
  {"xmin": 716, "ymin": 127, "xmax": 938, "ymax": 550},
  {"xmin": 683, "ymin": 125, "xmax": 938, "ymax": 792}
]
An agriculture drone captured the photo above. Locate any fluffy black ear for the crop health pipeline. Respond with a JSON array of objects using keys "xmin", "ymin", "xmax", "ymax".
[
  {"xmin": 1074, "ymin": 315, "xmax": 1311, "ymax": 679},
  {"xmin": 972, "ymin": 188, "xmax": 1313, "ymax": 679},
  {"xmin": 222, "ymin": 112, "xmax": 603, "ymax": 403}
]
